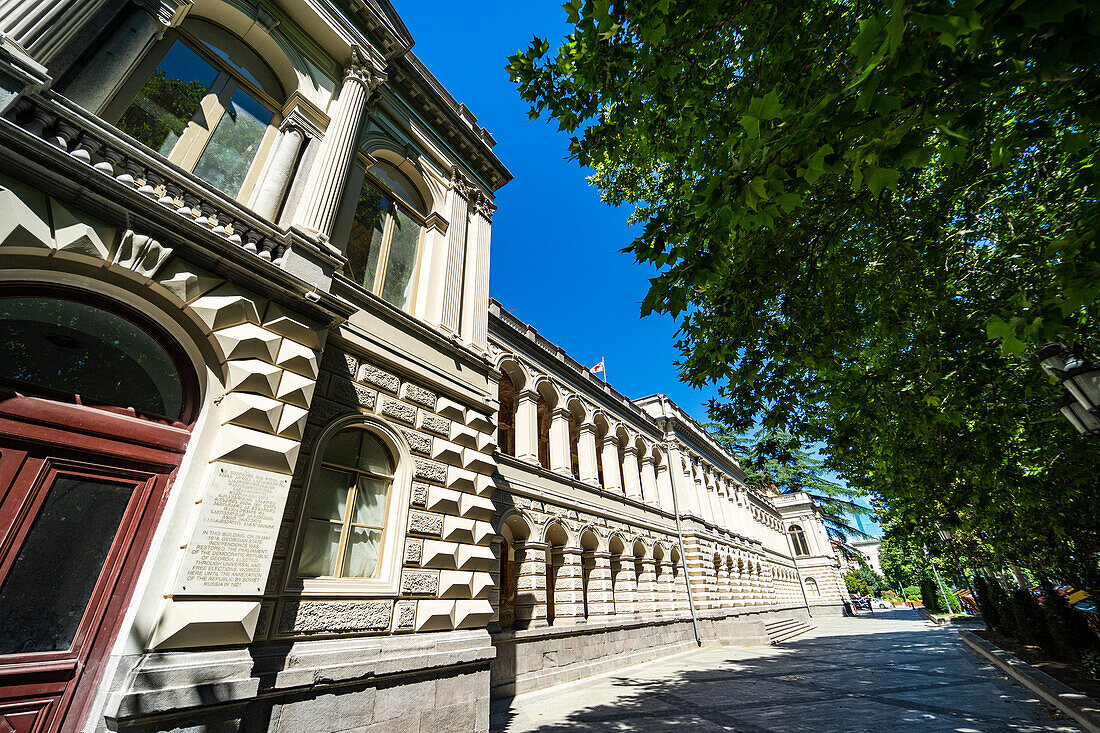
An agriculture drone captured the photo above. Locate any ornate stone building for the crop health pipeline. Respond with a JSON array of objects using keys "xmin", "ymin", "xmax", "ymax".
[{"xmin": 0, "ymin": 1, "xmax": 849, "ymax": 731}]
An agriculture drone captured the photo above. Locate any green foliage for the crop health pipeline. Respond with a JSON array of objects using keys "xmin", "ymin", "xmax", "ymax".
[
  {"xmin": 1009, "ymin": 589, "xmax": 1051, "ymax": 649},
  {"xmin": 857, "ymin": 567, "xmax": 889, "ymax": 595},
  {"xmin": 844, "ymin": 572, "xmax": 871, "ymax": 597},
  {"xmin": 878, "ymin": 532, "xmax": 929, "ymax": 589},
  {"xmin": 920, "ymin": 578, "xmax": 940, "ymax": 612},
  {"xmin": 510, "ymin": 0, "xmax": 1100, "ymax": 585},
  {"xmin": 902, "ymin": 585, "xmax": 921, "ymax": 602},
  {"xmin": 1043, "ymin": 582, "xmax": 1100, "ymax": 667},
  {"xmin": 707, "ymin": 424, "xmax": 872, "ymax": 541},
  {"xmin": 974, "ymin": 576, "xmax": 1001, "ymax": 631}
]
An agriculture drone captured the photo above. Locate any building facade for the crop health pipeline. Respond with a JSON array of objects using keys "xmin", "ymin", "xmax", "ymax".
[{"xmin": 0, "ymin": 1, "xmax": 848, "ymax": 731}]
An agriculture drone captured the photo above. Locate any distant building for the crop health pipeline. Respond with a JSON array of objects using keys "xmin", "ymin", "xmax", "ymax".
[
  {"xmin": 851, "ymin": 538, "xmax": 884, "ymax": 576},
  {"xmin": 0, "ymin": 1, "xmax": 850, "ymax": 730}
]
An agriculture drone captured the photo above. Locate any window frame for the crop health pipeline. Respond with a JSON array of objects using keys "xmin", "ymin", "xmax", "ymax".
[
  {"xmin": 285, "ymin": 415, "xmax": 412, "ymax": 597},
  {"xmin": 788, "ymin": 524, "xmax": 811, "ymax": 557},
  {"xmin": 344, "ymin": 154, "xmax": 427, "ymax": 309},
  {"xmin": 103, "ymin": 23, "xmax": 284, "ymax": 204}
]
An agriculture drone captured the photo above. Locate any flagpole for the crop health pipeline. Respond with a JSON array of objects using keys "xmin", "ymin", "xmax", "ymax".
[{"xmin": 601, "ymin": 356, "xmax": 606, "ymax": 382}]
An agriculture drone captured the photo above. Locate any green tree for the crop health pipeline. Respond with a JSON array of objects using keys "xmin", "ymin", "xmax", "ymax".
[
  {"xmin": 708, "ymin": 425, "xmax": 873, "ymax": 542},
  {"xmin": 509, "ymin": 0, "xmax": 1100, "ymax": 586},
  {"xmin": 844, "ymin": 572, "xmax": 871, "ymax": 597}
]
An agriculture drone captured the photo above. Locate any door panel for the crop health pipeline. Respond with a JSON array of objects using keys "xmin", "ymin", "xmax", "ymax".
[{"xmin": 0, "ymin": 419, "xmax": 181, "ymax": 733}]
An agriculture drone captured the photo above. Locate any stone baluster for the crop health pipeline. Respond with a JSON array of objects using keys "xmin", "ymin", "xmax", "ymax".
[
  {"xmin": 548, "ymin": 407, "xmax": 572, "ymax": 477},
  {"xmin": 514, "ymin": 390, "xmax": 539, "ymax": 464},
  {"xmin": 599, "ymin": 437, "xmax": 622, "ymax": 493},
  {"xmin": 576, "ymin": 422, "xmax": 599, "ymax": 486},
  {"xmin": 512, "ymin": 541, "xmax": 548, "ymax": 629},
  {"xmin": 621, "ymin": 445, "xmax": 642, "ymax": 501},
  {"xmin": 293, "ymin": 48, "xmax": 384, "ymax": 241},
  {"xmin": 639, "ymin": 454, "xmax": 659, "ymax": 506}
]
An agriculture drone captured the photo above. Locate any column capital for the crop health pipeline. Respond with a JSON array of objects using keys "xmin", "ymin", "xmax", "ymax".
[
  {"xmin": 516, "ymin": 389, "xmax": 539, "ymax": 404},
  {"xmin": 345, "ymin": 45, "xmax": 387, "ymax": 94},
  {"xmin": 559, "ymin": 546, "xmax": 584, "ymax": 556},
  {"xmin": 138, "ymin": 0, "xmax": 193, "ymax": 29},
  {"xmin": 591, "ymin": 550, "xmax": 613, "ymax": 559},
  {"xmin": 639, "ymin": 453, "xmax": 655, "ymax": 466},
  {"xmin": 550, "ymin": 406, "xmax": 571, "ymax": 420},
  {"xmin": 622, "ymin": 444, "xmax": 638, "ymax": 458},
  {"xmin": 516, "ymin": 540, "xmax": 548, "ymax": 551}
]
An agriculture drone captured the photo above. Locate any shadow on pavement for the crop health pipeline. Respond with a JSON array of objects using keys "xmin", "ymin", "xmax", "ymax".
[{"xmin": 490, "ymin": 610, "xmax": 1080, "ymax": 733}]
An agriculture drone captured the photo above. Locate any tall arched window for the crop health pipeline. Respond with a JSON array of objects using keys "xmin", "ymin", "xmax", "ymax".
[
  {"xmin": 788, "ymin": 525, "xmax": 810, "ymax": 557},
  {"xmin": 345, "ymin": 159, "xmax": 426, "ymax": 311},
  {"xmin": 298, "ymin": 427, "xmax": 395, "ymax": 579},
  {"xmin": 109, "ymin": 19, "xmax": 285, "ymax": 201},
  {"xmin": 805, "ymin": 577, "xmax": 820, "ymax": 596},
  {"xmin": 536, "ymin": 394, "xmax": 550, "ymax": 470},
  {"xmin": 497, "ymin": 370, "xmax": 516, "ymax": 457}
]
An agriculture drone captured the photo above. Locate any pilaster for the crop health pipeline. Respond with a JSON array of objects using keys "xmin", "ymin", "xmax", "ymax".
[
  {"xmin": 548, "ymin": 407, "xmax": 572, "ymax": 477},
  {"xmin": 599, "ymin": 437, "xmax": 622, "ymax": 493},
  {"xmin": 621, "ymin": 445, "xmax": 642, "ymax": 501},
  {"xmin": 513, "ymin": 541, "xmax": 548, "ymax": 629},
  {"xmin": 514, "ymin": 390, "xmax": 539, "ymax": 463},
  {"xmin": 576, "ymin": 423, "xmax": 599, "ymax": 485}
]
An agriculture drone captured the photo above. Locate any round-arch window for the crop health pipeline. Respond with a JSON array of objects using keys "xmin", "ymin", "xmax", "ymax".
[
  {"xmin": 299, "ymin": 427, "xmax": 395, "ymax": 579},
  {"xmin": 0, "ymin": 296, "xmax": 186, "ymax": 420}
]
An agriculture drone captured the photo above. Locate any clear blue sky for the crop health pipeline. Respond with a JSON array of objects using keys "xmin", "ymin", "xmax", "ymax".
[
  {"xmin": 394, "ymin": 1, "xmax": 721, "ymax": 420},
  {"xmin": 394, "ymin": 2, "xmax": 883, "ymax": 537}
]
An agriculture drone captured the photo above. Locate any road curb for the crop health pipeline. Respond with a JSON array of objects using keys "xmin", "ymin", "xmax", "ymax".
[{"xmin": 959, "ymin": 629, "xmax": 1100, "ymax": 733}]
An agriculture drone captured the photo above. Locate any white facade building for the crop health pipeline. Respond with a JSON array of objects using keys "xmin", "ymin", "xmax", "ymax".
[{"xmin": 0, "ymin": 1, "xmax": 849, "ymax": 730}]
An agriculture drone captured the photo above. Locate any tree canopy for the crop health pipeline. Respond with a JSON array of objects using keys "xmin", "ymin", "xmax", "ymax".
[{"xmin": 509, "ymin": 0, "xmax": 1100, "ymax": 584}]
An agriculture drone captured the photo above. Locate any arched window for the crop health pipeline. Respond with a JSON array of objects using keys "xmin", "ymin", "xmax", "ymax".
[
  {"xmin": 805, "ymin": 577, "xmax": 820, "ymax": 596},
  {"xmin": 788, "ymin": 524, "xmax": 810, "ymax": 557},
  {"xmin": 298, "ymin": 427, "xmax": 395, "ymax": 579},
  {"xmin": 536, "ymin": 394, "xmax": 550, "ymax": 470},
  {"xmin": 345, "ymin": 159, "xmax": 426, "ymax": 311},
  {"xmin": 0, "ymin": 290, "xmax": 193, "ymax": 421},
  {"xmin": 110, "ymin": 19, "xmax": 285, "ymax": 201},
  {"xmin": 497, "ymin": 370, "xmax": 516, "ymax": 457}
]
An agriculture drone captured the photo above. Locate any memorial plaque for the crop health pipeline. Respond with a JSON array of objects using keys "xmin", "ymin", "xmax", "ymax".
[{"xmin": 174, "ymin": 462, "xmax": 291, "ymax": 595}]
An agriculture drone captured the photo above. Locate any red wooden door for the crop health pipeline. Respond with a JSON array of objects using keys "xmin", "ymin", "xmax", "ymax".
[{"xmin": 0, "ymin": 393, "xmax": 188, "ymax": 733}]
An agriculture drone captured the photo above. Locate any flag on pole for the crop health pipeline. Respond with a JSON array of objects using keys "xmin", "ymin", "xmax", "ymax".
[{"xmin": 590, "ymin": 358, "xmax": 606, "ymax": 381}]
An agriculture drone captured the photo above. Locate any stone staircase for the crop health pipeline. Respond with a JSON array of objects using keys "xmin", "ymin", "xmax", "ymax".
[{"xmin": 765, "ymin": 617, "xmax": 815, "ymax": 644}]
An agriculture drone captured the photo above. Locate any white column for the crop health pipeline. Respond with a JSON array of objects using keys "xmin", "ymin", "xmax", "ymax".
[
  {"xmin": 600, "ymin": 437, "xmax": 622, "ymax": 493},
  {"xmin": 693, "ymin": 463, "xmax": 712, "ymax": 523},
  {"xmin": 460, "ymin": 199, "xmax": 493, "ymax": 349},
  {"xmin": 666, "ymin": 444, "xmax": 697, "ymax": 516},
  {"xmin": 439, "ymin": 175, "xmax": 470, "ymax": 333},
  {"xmin": 577, "ymin": 423, "xmax": 599, "ymax": 485},
  {"xmin": 0, "ymin": 0, "xmax": 123, "ymax": 64},
  {"xmin": 656, "ymin": 462, "xmax": 674, "ymax": 511},
  {"xmin": 639, "ymin": 454, "xmax": 659, "ymax": 506},
  {"xmin": 548, "ymin": 407, "xmax": 572, "ymax": 477},
  {"xmin": 250, "ymin": 125, "xmax": 305, "ymax": 220},
  {"xmin": 514, "ymin": 391, "xmax": 539, "ymax": 463},
  {"xmin": 293, "ymin": 52, "xmax": 383, "ymax": 240},
  {"xmin": 621, "ymin": 445, "xmax": 642, "ymax": 501}
]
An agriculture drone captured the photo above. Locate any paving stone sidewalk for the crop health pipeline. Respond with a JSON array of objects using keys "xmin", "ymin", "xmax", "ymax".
[{"xmin": 491, "ymin": 609, "xmax": 1083, "ymax": 732}]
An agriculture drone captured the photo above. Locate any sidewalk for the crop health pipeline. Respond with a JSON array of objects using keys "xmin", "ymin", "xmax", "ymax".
[{"xmin": 491, "ymin": 609, "xmax": 1082, "ymax": 732}]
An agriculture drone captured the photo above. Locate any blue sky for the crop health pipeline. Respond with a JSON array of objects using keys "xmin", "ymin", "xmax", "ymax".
[
  {"xmin": 394, "ymin": 2, "xmax": 882, "ymax": 536},
  {"xmin": 395, "ymin": 1, "xmax": 720, "ymax": 419}
]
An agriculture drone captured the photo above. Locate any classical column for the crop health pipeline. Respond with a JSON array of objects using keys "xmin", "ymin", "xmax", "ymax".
[
  {"xmin": 600, "ymin": 437, "xmax": 622, "ymax": 493},
  {"xmin": 639, "ymin": 454, "xmax": 659, "ymax": 506},
  {"xmin": 63, "ymin": 0, "xmax": 191, "ymax": 112},
  {"xmin": 514, "ymin": 390, "xmax": 539, "ymax": 463},
  {"xmin": 440, "ymin": 173, "xmax": 470, "ymax": 333},
  {"xmin": 1, "ymin": 0, "xmax": 122, "ymax": 65},
  {"xmin": 637, "ymin": 558, "xmax": 657, "ymax": 616},
  {"xmin": 577, "ymin": 422, "xmax": 599, "ymax": 485},
  {"xmin": 293, "ymin": 49, "xmax": 384, "ymax": 241},
  {"xmin": 621, "ymin": 445, "xmax": 642, "ymax": 501},
  {"xmin": 513, "ymin": 541, "xmax": 548, "ymax": 629},
  {"xmin": 611, "ymin": 556, "xmax": 633, "ymax": 618},
  {"xmin": 589, "ymin": 551, "xmax": 613, "ymax": 617},
  {"xmin": 459, "ymin": 197, "xmax": 493, "ymax": 349},
  {"xmin": 249, "ymin": 124, "xmax": 305, "ymax": 220},
  {"xmin": 555, "ymin": 548, "xmax": 584, "ymax": 625},
  {"xmin": 655, "ymin": 462, "xmax": 674, "ymax": 512},
  {"xmin": 666, "ymin": 444, "xmax": 698, "ymax": 517},
  {"xmin": 548, "ymin": 407, "xmax": 572, "ymax": 477},
  {"xmin": 693, "ymin": 464, "xmax": 712, "ymax": 523}
]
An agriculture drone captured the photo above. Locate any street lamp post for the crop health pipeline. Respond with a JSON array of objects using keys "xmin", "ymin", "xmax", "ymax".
[
  {"xmin": 1037, "ymin": 342, "xmax": 1100, "ymax": 437},
  {"xmin": 924, "ymin": 543, "xmax": 954, "ymax": 615}
]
